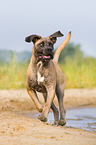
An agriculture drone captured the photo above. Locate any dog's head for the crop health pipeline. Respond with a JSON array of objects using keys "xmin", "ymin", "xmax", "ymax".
[{"xmin": 25, "ymin": 31, "xmax": 64, "ymax": 62}]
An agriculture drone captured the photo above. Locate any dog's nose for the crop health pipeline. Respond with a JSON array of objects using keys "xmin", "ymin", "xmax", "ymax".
[
  {"xmin": 45, "ymin": 47, "xmax": 52, "ymax": 54},
  {"xmin": 47, "ymin": 48, "xmax": 52, "ymax": 52}
]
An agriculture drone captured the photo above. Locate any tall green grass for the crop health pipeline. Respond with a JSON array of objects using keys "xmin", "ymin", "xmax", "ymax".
[
  {"xmin": 0, "ymin": 54, "xmax": 28, "ymax": 89},
  {"xmin": 60, "ymin": 57, "xmax": 96, "ymax": 88},
  {"xmin": 0, "ymin": 54, "xmax": 96, "ymax": 89}
]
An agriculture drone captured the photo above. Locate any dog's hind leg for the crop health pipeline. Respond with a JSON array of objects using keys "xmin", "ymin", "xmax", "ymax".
[
  {"xmin": 27, "ymin": 89, "xmax": 43, "ymax": 112},
  {"xmin": 56, "ymin": 84, "xmax": 66, "ymax": 126},
  {"xmin": 42, "ymin": 93, "xmax": 59, "ymax": 125}
]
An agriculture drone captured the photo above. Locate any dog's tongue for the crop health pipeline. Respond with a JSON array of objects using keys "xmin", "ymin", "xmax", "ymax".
[
  {"xmin": 43, "ymin": 56, "xmax": 50, "ymax": 58},
  {"xmin": 38, "ymin": 55, "xmax": 51, "ymax": 59}
]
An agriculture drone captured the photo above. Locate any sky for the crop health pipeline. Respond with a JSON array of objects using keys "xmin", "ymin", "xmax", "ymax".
[{"xmin": 0, "ymin": 0, "xmax": 96, "ymax": 57}]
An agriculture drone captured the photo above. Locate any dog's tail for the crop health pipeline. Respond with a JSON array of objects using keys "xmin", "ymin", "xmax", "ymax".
[{"xmin": 53, "ymin": 31, "xmax": 71, "ymax": 63}]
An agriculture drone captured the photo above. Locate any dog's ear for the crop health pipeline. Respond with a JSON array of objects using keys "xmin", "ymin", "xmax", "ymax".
[
  {"xmin": 49, "ymin": 31, "xmax": 64, "ymax": 44},
  {"xmin": 25, "ymin": 35, "xmax": 41, "ymax": 44}
]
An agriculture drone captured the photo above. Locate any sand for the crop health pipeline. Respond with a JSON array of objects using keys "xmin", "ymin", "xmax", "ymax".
[{"xmin": 0, "ymin": 89, "xmax": 96, "ymax": 145}]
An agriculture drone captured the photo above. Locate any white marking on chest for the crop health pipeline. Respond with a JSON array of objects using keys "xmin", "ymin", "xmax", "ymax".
[{"xmin": 37, "ymin": 71, "xmax": 44, "ymax": 83}]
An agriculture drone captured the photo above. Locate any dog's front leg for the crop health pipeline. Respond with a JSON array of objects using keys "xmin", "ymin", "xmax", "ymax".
[
  {"xmin": 27, "ymin": 89, "xmax": 43, "ymax": 112},
  {"xmin": 38, "ymin": 87, "xmax": 55, "ymax": 122}
]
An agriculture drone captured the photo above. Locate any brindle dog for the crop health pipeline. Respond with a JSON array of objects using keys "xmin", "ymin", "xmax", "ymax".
[{"xmin": 25, "ymin": 31, "xmax": 71, "ymax": 126}]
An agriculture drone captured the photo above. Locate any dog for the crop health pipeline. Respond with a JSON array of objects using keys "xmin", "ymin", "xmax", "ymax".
[{"xmin": 25, "ymin": 31, "xmax": 71, "ymax": 126}]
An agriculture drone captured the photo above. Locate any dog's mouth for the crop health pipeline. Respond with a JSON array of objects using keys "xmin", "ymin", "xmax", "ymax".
[
  {"xmin": 39, "ymin": 55, "xmax": 53, "ymax": 59},
  {"xmin": 38, "ymin": 54, "xmax": 53, "ymax": 61}
]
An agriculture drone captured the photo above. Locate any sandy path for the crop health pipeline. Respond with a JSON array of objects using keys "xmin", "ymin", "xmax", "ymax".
[{"xmin": 0, "ymin": 89, "xmax": 96, "ymax": 145}]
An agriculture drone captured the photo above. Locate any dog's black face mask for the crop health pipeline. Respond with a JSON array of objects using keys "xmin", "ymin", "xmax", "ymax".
[
  {"xmin": 34, "ymin": 40, "xmax": 54, "ymax": 62},
  {"xmin": 25, "ymin": 31, "xmax": 64, "ymax": 63}
]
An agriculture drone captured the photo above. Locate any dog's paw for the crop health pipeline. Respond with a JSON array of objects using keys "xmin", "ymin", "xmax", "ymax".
[
  {"xmin": 58, "ymin": 119, "xmax": 66, "ymax": 126},
  {"xmin": 37, "ymin": 104, "xmax": 43, "ymax": 113},
  {"xmin": 38, "ymin": 114, "xmax": 47, "ymax": 122},
  {"xmin": 38, "ymin": 107, "xmax": 43, "ymax": 113},
  {"xmin": 54, "ymin": 121, "xmax": 59, "ymax": 126}
]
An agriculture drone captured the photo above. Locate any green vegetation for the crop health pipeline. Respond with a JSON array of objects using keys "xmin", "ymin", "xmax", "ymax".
[
  {"xmin": 0, "ymin": 52, "xmax": 28, "ymax": 89},
  {"xmin": 0, "ymin": 43, "xmax": 96, "ymax": 89},
  {"xmin": 59, "ymin": 43, "xmax": 96, "ymax": 88}
]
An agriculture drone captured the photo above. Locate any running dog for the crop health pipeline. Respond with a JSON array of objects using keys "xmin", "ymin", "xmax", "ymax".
[{"xmin": 25, "ymin": 31, "xmax": 71, "ymax": 125}]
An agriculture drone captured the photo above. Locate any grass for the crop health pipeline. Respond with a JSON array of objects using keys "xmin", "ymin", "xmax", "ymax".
[
  {"xmin": 0, "ymin": 54, "xmax": 96, "ymax": 89},
  {"xmin": 0, "ymin": 54, "xmax": 28, "ymax": 89},
  {"xmin": 60, "ymin": 61, "xmax": 96, "ymax": 88}
]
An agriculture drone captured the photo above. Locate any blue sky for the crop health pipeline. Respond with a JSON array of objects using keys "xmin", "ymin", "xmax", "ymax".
[{"xmin": 0, "ymin": 0, "xmax": 96, "ymax": 57}]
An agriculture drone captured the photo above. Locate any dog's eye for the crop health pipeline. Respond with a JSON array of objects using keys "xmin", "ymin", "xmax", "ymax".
[
  {"xmin": 49, "ymin": 42, "xmax": 53, "ymax": 47},
  {"xmin": 40, "ymin": 42, "xmax": 44, "ymax": 47}
]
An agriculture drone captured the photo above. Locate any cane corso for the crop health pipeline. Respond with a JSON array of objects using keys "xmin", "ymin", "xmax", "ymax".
[{"xmin": 25, "ymin": 31, "xmax": 71, "ymax": 126}]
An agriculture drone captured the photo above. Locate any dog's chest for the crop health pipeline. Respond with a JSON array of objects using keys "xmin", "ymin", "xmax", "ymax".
[
  {"xmin": 28, "ymin": 68, "xmax": 46, "ymax": 93},
  {"xmin": 28, "ymin": 61, "xmax": 49, "ymax": 93},
  {"xmin": 28, "ymin": 75, "xmax": 46, "ymax": 93},
  {"xmin": 37, "ymin": 71, "xmax": 44, "ymax": 83},
  {"xmin": 36, "ymin": 61, "xmax": 45, "ymax": 84}
]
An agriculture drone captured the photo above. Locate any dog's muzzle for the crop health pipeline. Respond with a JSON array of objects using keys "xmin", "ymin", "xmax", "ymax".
[{"xmin": 35, "ymin": 47, "xmax": 54, "ymax": 62}]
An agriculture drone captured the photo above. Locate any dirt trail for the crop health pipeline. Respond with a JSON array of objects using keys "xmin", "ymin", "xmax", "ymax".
[{"xmin": 0, "ymin": 89, "xmax": 96, "ymax": 145}]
